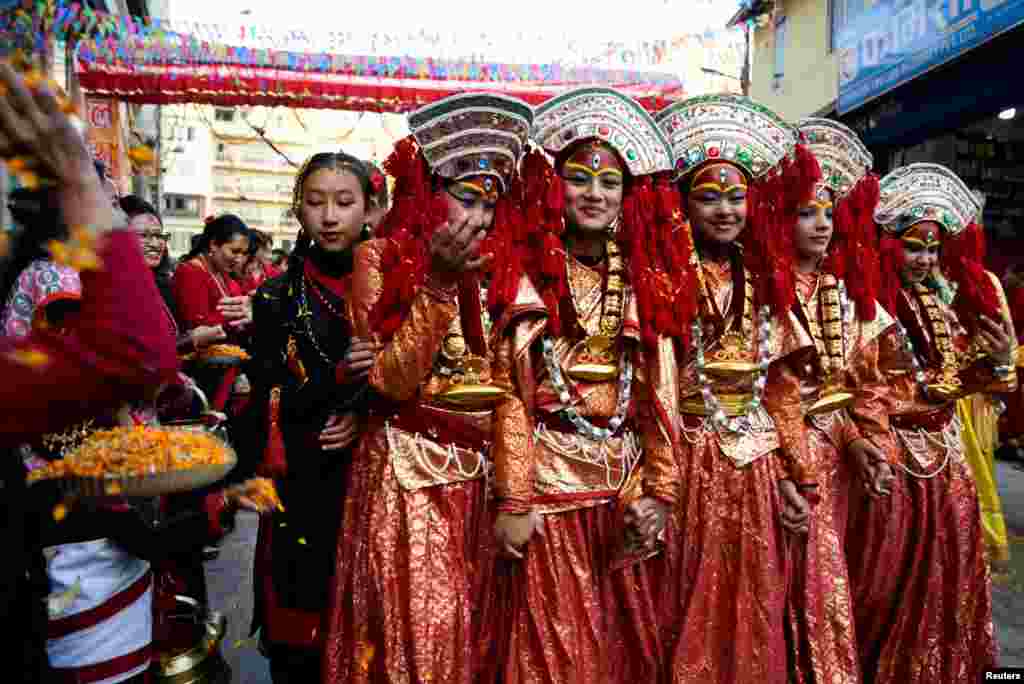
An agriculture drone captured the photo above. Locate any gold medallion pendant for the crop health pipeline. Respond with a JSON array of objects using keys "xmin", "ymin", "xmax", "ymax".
[
  {"xmin": 437, "ymin": 333, "xmax": 508, "ymax": 409},
  {"xmin": 567, "ymin": 334, "xmax": 621, "ymax": 382},
  {"xmin": 702, "ymin": 330, "xmax": 758, "ymax": 379}
]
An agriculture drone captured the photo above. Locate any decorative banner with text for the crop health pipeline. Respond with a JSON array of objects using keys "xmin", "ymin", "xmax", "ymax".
[{"xmin": 837, "ymin": 0, "xmax": 1024, "ymax": 114}]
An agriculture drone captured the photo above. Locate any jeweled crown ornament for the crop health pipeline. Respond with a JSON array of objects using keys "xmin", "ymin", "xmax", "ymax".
[
  {"xmin": 531, "ymin": 86, "xmax": 674, "ymax": 177},
  {"xmin": 408, "ymin": 93, "xmax": 533, "ymax": 193},
  {"xmin": 796, "ymin": 117, "xmax": 872, "ymax": 199},
  {"xmin": 655, "ymin": 93, "xmax": 798, "ymax": 182},
  {"xmin": 875, "ymin": 163, "xmax": 981, "ymax": 237}
]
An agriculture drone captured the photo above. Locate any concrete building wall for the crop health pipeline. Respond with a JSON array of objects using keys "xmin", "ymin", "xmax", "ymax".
[{"xmin": 748, "ymin": 0, "xmax": 837, "ymax": 121}]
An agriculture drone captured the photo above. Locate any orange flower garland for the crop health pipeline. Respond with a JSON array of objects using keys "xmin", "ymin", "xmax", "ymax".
[{"xmin": 27, "ymin": 425, "xmax": 231, "ymax": 483}]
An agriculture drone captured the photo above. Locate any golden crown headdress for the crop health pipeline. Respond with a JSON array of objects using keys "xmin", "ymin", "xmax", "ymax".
[
  {"xmin": 531, "ymin": 86, "xmax": 673, "ymax": 177},
  {"xmin": 656, "ymin": 93, "xmax": 797, "ymax": 182},
  {"xmin": 796, "ymin": 117, "xmax": 872, "ymax": 198},
  {"xmin": 408, "ymin": 93, "xmax": 533, "ymax": 194},
  {"xmin": 875, "ymin": 163, "xmax": 981, "ymax": 236}
]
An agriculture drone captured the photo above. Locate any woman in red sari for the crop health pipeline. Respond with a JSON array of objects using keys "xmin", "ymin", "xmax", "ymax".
[
  {"xmin": 486, "ymin": 86, "xmax": 686, "ymax": 683},
  {"xmin": 322, "ymin": 93, "xmax": 533, "ymax": 684},
  {"xmin": 172, "ymin": 215, "xmax": 252, "ymax": 411},
  {"xmin": 654, "ymin": 94, "xmax": 819, "ymax": 684},
  {"xmin": 847, "ymin": 163, "xmax": 1016, "ymax": 684}
]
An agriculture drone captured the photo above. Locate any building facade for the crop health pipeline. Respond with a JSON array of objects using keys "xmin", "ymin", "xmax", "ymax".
[
  {"xmin": 159, "ymin": 104, "xmax": 407, "ymax": 257},
  {"xmin": 732, "ymin": 0, "xmax": 1024, "ymax": 272}
]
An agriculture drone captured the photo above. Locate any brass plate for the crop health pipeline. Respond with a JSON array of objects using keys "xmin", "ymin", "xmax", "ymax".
[
  {"xmin": 438, "ymin": 383, "xmax": 508, "ymax": 409},
  {"xmin": 702, "ymin": 360, "xmax": 758, "ymax": 380},
  {"xmin": 806, "ymin": 391, "xmax": 854, "ymax": 416},
  {"xmin": 567, "ymin": 362, "xmax": 620, "ymax": 383}
]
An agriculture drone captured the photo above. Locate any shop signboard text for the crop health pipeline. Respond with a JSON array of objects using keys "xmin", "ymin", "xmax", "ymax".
[{"xmin": 837, "ymin": 0, "xmax": 1024, "ymax": 114}]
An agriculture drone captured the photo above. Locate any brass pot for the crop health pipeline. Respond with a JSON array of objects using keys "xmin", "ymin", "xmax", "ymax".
[{"xmin": 154, "ymin": 596, "xmax": 229, "ymax": 684}]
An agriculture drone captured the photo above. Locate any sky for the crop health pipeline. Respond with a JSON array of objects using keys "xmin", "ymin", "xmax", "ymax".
[{"xmin": 164, "ymin": 0, "xmax": 740, "ymax": 62}]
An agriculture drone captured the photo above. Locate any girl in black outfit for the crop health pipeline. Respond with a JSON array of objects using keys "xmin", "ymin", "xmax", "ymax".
[{"xmin": 237, "ymin": 151, "xmax": 377, "ymax": 683}]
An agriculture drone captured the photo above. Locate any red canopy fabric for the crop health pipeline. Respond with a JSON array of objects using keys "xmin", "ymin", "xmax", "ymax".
[{"xmin": 75, "ymin": 52, "xmax": 685, "ymax": 113}]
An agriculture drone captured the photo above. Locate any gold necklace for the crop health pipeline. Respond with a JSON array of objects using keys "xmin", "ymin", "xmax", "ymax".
[
  {"xmin": 695, "ymin": 251, "xmax": 758, "ymax": 380},
  {"xmin": 913, "ymin": 283, "xmax": 962, "ymax": 400},
  {"xmin": 567, "ymin": 236, "xmax": 626, "ymax": 382},
  {"xmin": 801, "ymin": 274, "xmax": 854, "ymax": 415}
]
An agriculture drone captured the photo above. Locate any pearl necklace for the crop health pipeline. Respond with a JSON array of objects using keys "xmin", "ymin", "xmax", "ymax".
[
  {"xmin": 541, "ymin": 336, "xmax": 633, "ymax": 442},
  {"xmin": 691, "ymin": 304, "xmax": 772, "ymax": 434}
]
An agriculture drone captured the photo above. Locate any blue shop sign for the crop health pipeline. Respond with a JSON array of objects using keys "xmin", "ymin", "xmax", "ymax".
[{"xmin": 837, "ymin": 0, "xmax": 1024, "ymax": 114}]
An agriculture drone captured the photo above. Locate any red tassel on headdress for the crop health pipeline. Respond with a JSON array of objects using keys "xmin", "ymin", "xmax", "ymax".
[
  {"xmin": 744, "ymin": 144, "xmax": 822, "ymax": 317},
  {"xmin": 258, "ymin": 386, "xmax": 287, "ymax": 478},
  {"xmin": 369, "ymin": 136, "xmax": 446, "ymax": 342},
  {"xmin": 829, "ymin": 173, "xmax": 880, "ymax": 320},
  {"xmin": 942, "ymin": 221, "xmax": 1000, "ymax": 329},
  {"xmin": 878, "ymin": 236, "xmax": 907, "ymax": 317}
]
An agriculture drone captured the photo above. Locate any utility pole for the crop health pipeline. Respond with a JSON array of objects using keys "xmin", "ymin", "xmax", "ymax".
[{"xmin": 741, "ymin": 24, "xmax": 751, "ymax": 96}]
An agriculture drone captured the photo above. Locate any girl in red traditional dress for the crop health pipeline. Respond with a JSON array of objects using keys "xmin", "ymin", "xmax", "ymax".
[
  {"xmin": 654, "ymin": 94, "xmax": 820, "ymax": 684},
  {"xmin": 484, "ymin": 86, "xmax": 687, "ymax": 683},
  {"xmin": 846, "ymin": 163, "xmax": 1016, "ymax": 684},
  {"xmin": 754, "ymin": 118, "xmax": 902, "ymax": 684},
  {"xmin": 322, "ymin": 93, "xmax": 534, "ymax": 684},
  {"xmin": 999, "ymin": 264, "xmax": 1024, "ymax": 463}
]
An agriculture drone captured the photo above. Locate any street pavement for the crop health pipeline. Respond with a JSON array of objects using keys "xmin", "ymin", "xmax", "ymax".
[{"xmin": 206, "ymin": 462, "xmax": 1024, "ymax": 682}]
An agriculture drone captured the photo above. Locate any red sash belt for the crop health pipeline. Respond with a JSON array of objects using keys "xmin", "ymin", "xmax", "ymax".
[
  {"xmin": 891, "ymin": 405, "xmax": 955, "ymax": 432},
  {"xmin": 48, "ymin": 571, "xmax": 153, "ymax": 639},
  {"xmin": 50, "ymin": 645, "xmax": 152, "ymax": 684},
  {"xmin": 535, "ymin": 411, "xmax": 618, "ymax": 434},
  {"xmin": 384, "ymin": 403, "xmax": 490, "ymax": 451}
]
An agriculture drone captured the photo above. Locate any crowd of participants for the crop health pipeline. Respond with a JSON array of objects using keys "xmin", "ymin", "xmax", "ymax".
[{"xmin": 1, "ymin": 61, "xmax": 1022, "ymax": 684}]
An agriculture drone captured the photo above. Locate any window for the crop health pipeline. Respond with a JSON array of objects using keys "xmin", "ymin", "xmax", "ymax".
[
  {"xmin": 163, "ymin": 194, "xmax": 201, "ymax": 217},
  {"xmin": 170, "ymin": 231, "xmax": 193, "ymax": 254},
  {"xmin": 773, "ymin": 15, "xmax": 787, "ymax": 79},
  {"xmin": 214, "ymin": 108, "xmax": 236, "ymax": 123}
]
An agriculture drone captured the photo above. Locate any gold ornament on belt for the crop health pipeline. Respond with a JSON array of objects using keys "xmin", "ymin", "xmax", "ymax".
[
  {"xmin": 567, "ymin": 237, "xmax": 626, "ymax": 382},
  {"xmin": 437, "ymin": 286, "xmax": 508, "ymax": 409},
  {"xmin": 915, "ymin": 283, "xmax": 963, "ymax": 402},
  {"xmin": 802, "ymin": 274, "xmax": 854, "ymax": 415}
]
